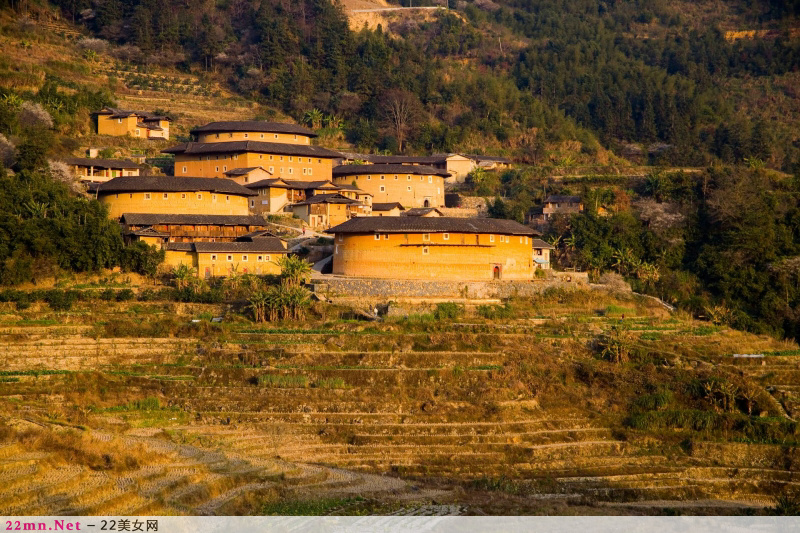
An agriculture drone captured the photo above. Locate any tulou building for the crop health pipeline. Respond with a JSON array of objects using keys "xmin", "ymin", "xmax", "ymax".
[
  {"xmin": 96, "ymin": 107, "xmax": 171, "ymax": 139},
  {"xmin": 331, "ymin": 164, "xmax": 447, "ymax": 209},
  {"xmin": 163, "ymin": 121, "xmax": 343, "ymax": 181},
  {"xmin": 96, "ymin": 176, "xmax": 285, "ymax": 277},
  {"xmin": 327, "ymin": 217, "xmax": 540, "ymax": 281},
  {"xmin": 96, "ymin": 176, "xmax": 255, "ymax": 219}
]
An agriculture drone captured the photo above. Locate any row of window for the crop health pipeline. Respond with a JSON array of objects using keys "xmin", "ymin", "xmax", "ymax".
[
  {"xmin": 214, "ymin": 132, "xmax": 303, "ymax": 141},
  {"xmin": 367, "ymin": 234, "xmax": 528, "ymax": 243},
  {"xmin": 354, "ymin": 175, "xmax": 435, "ymax": 182},
  {"xmin": 377, "ymin": 185, "xmax": 440, "ymax": 194},
  {"xmin": 141, "ymin": 193, "xmax": 232, "ymax": 202},
  {"xmin": 209, "ymin": 254, "xmax": 272, "ymax": 262}
]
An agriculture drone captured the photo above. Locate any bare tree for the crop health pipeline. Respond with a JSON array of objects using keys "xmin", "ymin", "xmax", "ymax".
[{"xmin": 380, "ymin": 89, "xmax": 422, "ymax": 153}]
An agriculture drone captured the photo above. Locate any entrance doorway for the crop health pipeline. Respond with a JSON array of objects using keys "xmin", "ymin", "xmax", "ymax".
[
  {"xmin": 493, "ymin": 265, "xmax": 502, "ymax": 280},
  {"xmin": 423, "ymin": 199, "xmax": 430, "ymax": 208}
]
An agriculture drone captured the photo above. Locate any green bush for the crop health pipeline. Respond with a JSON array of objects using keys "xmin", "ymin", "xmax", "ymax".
[
  {"xmin": 99, "ymin": 288, "xmax": 115, "ymax": 301},
  {"xmin": 116, "ymin": 288, "xmax": 135, "ymax": 301},
  {"xmin": 434, "ymin": 302, "xmax": 464, "ymax": 320},
  {"xmin": 44, "ymin": 289, "xmax": 77, "ymax": 311}
]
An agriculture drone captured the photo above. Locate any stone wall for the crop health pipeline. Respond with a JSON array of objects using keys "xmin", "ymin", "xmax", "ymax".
[{"xmin": 310, "ymin": 272, "xmax": 589, "ymax": 299}]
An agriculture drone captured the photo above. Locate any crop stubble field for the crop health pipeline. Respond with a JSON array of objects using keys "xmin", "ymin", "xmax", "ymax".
[{"xmin": 1, "ymin": 288, "xmax": 799, "ymax": 515}]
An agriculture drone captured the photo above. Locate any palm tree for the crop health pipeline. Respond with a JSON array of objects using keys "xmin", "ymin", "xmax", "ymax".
[
  {"xmin": 303, "ymin": 108, "xmax": 324, "ymax": 129},
  {"xmin": 276, "ymin": 255, "xmax": 312, "ymax": 288},
  {"xmin": 172, "ymin": 264, "xmax": 196, "ymax": 290},
  {"xmin": 324, "ymin": 114, "xmax": 342, "ymax": 130}
]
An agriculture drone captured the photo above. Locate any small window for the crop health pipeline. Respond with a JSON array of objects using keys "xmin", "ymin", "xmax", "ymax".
[
  {"xmin": 244, "ymin": 133, "xmax": 248, "ymax": 138},
  {"xmin": 289, "ymin": 168, "xmax": 293, "ymax": 174},
  {"xmin": 226, "ymin": 195, "xmax": 230, "ymax": 202},
  {"xmin": 182, "ymin": 166, "xmax": 187, "ymax": 173},
  {"xmin": 163, "ymin": 193, "xmax": 168, "ymax": 200},
  {"xmin": 229, "ymin": 133, "xmax": 233, "ymax": 138},
  {"xmin": 135, "ymin": 129, "xmax": 140, "ymax": 136},
  {"xmin": 318, "ymin": 159, "xmax": 321, "ymax": 163},
  {"xmin": 117, "ymin": 118, "xmax": 122, "ymax": 123},
  {"xmin": 367, "ymin": 176, "xmax": 371, "ymax": 180},
  {"xmin": 269, "ymin": 155, "xmax": 274, "ymax": 161},
  {"xmin": 422, "ymin": 246, "xmax": 429, "ymax": 255},
  {"xmin": 144, "ymin": 193, "xmax": 151, "ymax": 200},
  {"xmin": 181, "ymin": 193, "xmax": 186, "ymax": 199},
  {"xmin": 242, "ymin": 255, "xmax": 248, "ymax": 262},
  {"xmin": 257, "ymin": 255, "xmax": 263, "ymax": 262},
  {"xmin": 211, "ymin": 254, "xmax": 217, "ymax": 261},
  {"xmin": 197, "ymin": 194, "xmax": 202, "ymax": 200},
  {"xmin": 289, "ymin": 156, "xmax": 293, "ymax": 162},
  {"xmin": 407, "ymin": 175, "xmax": 411, "ymax": 181},
  {"xmin": 380, "ymin": 175, "xmax": 385, "ymax": 180},
  {"xmin": 308, "ymin": 168, "xmax": 312, "ymax": 176},
  {"xmin": 489, "ymin": 235, "xmax": 495, "ymax": 243},
  {"xmin": 269, "ymin": 166, "xmax": 274, "ymax": 173},
  {"xmin": 212, "ymin": 194, "xmax": 217, "ymax": 201},
  {"xmin": 520, "ymin": 236, "xmax": 524, "ymax": 244},
  {"xmin": 215, "ymin": 166, "xmax": 219, "ymax": 172},
  {"xmin": 394, "ymin": 175, "xmax": 398, "ymax": 180},
  {"xmin": 338, "ymin": 234, "xmax": 343, "ymax": 242},
  {"xmin": 382, "ymin": 234, "xmax": 389, "ymax": 240},
  {"xmin": 227, "ymin": 255, "xmax": 233, "ymax": 261},
  {"xmin": 308, "ymin": 158, "xmax": 312, "ymax": 163},
  {"xmin": 335, "ymin": 245, "xmax": 339, "ymax": 254},
  {"xmin": 429, "ymin": 176, "xmax": 433, "ymax": 183},
  {"xmin": 280, "ymin": 156, "xmax": 284, "ymax": 161},
  {"xmin": 274, "ymin": 134, "xmax": 279, "ymax": 139},
  {"xmin": 422, "ymin": 234, "xmax": 430, "ymax": 241},
  {"xmin": 223, "ymin": 166, "xmax": 227, "ymax": 172},
  {"xmin": 250, "ymin": 200, "xmax": 254, "ymax": 208},
  {"xmin": 443, "ymin": 233, "xmax": 449, "ymax": 240},
  {"xmin": 215, "ymin": 133, "xmax": 219, "ymax": 138},
  {"xmin": 260, "ymin": 134, "xmax": 264, "ymax": 139},
  {"xmin": 379, "ymin": 186, "xmax": 385, "ymax": 192},
  {"xmin": 294, "ymin": 135, "xmax": 297, "ymax": 140},
  {"xmin": 374, "ymin": 234, "xmax": 380, "ymax": 240},
  {"xmin": 407, "ymin": 186, "xmax": 411, "ymax": 192},
  {"xmin": 303, "ymin": 168, "xmax": 307, "ymax": 175},
  {"xmin": 265, "ymin": 255, "xmax": 270, "ymax": 261}
]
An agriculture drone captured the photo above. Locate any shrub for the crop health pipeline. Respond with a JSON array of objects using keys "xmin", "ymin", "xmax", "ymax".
[
  {"xmin": 434, "ymin": 302, "xmax": 464, "ymax": 320},
  {"xmin": 115, "ymin": 288, "xmax": 135, "ymax": 301},
  {"xmin": 99, "ymin": 288, "xmax": 115, "ymax": 301},
  {"xmin": 44, "ymin": 289, "xmax": 77, "ymax": 311},
  {"xmin": 137, "ymin": 288, "xmax": 157, "ymax": 301}
]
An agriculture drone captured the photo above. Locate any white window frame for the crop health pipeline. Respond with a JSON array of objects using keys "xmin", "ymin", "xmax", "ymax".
[
  {"xmin": 144, "ymin": 193, "xmax": 151, "ymax": 200},
  {"xmin": 163, "ymin": 193, "xmax": 168, "ymax": 200},
  {"xmin": 227, "ymin": 255, "xmax": 233, "ymax": 261},
  {"xmin": 197, "ymin": 194, "xmax": 202, "ymax": 200},
  {"xmin": 242, "ymin": 255, "xmax": 248, "ymax": 262},
  {"xmin": 182, "ymin": 166, "xmax": 187, "ymax": 173},
  {"xmin": 422, "ymin": 246, "xmax": 429, "ymax": 255},
  {"xmin": 422, "ymin": 233, "xmax": 430, "ymax": 242},
  {"xmin": 211, "ymin": 254, "xmax": 217, "ymax": 261},
  {"xmin": 380, "ymin": 186, "xmax": 385, "ymax": 192},
  {"xmin": 374, "ymin": 234, "xmax": 380, "ymax": 240},
  {"xmin": 443, "ymin": 233, "xmax": 449, "ymax": 241},
  {"xmin": 181, "ymin": 193, "xmax": 186, "ymax": 199},
  {"xmin": 489, "ymin": 235, "xmax": 495, "ymax": 243},
  {"xmin": 257, "ymin": 255, "xmax": 263, "ymax": 262}
]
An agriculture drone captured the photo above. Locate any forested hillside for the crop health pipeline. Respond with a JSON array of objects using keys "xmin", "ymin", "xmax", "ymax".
[{"xmin": 36, "ymin": 0, "xmax": 800, "ymax": 168}]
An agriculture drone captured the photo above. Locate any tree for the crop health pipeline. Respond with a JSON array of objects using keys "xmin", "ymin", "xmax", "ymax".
[{"xmin": 380, "ymin": 89, "xmax": 422, "ymax": 153}]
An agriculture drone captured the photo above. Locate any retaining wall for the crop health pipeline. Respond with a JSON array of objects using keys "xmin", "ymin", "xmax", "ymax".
[{"xmin": 310, "ymin": 272, "xmax": 588, "ymax": 299}]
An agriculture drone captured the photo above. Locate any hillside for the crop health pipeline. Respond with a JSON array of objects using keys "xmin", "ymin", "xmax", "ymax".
[{"xmin": 1, "ymin": 287, "xmax": 799, "ymax": 515}]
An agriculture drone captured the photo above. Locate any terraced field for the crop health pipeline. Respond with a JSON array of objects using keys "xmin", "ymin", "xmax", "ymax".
[{"xmin": 1, "ymin": 290, "xmax": 799, "ymax": 515}]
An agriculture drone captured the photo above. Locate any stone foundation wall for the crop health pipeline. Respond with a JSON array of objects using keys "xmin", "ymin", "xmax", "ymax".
[{"xmin": 311, "ymin": 272, "xmax": 589, "ymax": 299}]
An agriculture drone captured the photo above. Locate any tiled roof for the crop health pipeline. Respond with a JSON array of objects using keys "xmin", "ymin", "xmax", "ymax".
[
  {"xmin": 532, "ymin": 238, "xmax": 554, "ymax": 249},
  {"xmin": 164, "ymin": 242, "xmax": 193, "ymax": 251},
  {"xmin": 467, "ymin": 154, "xmax": 511, "ymax": 163},
  {"xmin": 333, "ymin": 164, "xmax": 450, "ymax": 178},
  {"xmin": 371, "ymin": 202, "xmax": 405, "ymax": 211},
  {"xmin": 97, "ymin": 176, "xmax": 257, "ymax": 196},
  {"xmin": 545, "ymin": 195, "xmax": 582, "ymax": 204},
  {"xmin": 96, "ymin": 107, "xmax": 171, "ymax": 121},
  {"xmin": 120, "ymin": 213, "xmax": 266, "ymax": 226},
  {"xmin": 162, "ymin": 141, "xmax": 341, "ymax": 158},
  {"xmin": 245, "ymin": 179, "xmax": 338, "ymax": 191},
  {"xmin": 327, "ymin": 217, "xmax": 539, "ymax": 236},
  {"xmin": 292, "ymin": 193, "xmax": 361, "ymax": 206},
  {"xmin": 192, "ymin": 237, "xmax": 287, "ymax": 253},
  {"xmin": 190, "ymin": 121, "xmax": 316, "ymax": 138},
  {"xmin": 64, "ymin": 157, "xmax": 141, "ymax": 169},
  {"xmin": 365, "ymin": 155, "xmax": 447, "ymax": 165},
  {"xmin": 335, "ymin": 184, "xmax": 371, "ymax": 195},
  {"xmin": 402, "ymin": 208, "xmax": 443, "ymax": 217},
  {"xmin": 129, "ymin": 227, "xmax": 170, "ymax": 237},
  {"xmin": 223, "ymin": 167, "xmax": 268, "ymax": 176}
]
